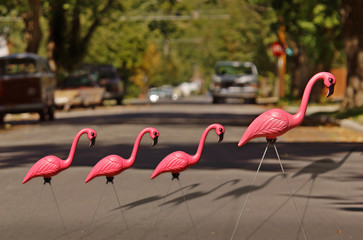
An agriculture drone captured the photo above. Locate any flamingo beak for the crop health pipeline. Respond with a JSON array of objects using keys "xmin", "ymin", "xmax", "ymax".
[
  {"xmin": 152, "ymin": 136, "xmax": 158, "ymax": 146},
  {"xmin": 218, "ymin": 132, "xmax": 224, "ymax": 143},
  {"xmin": 327, "ymin": 84, "xmax": 334, "ymax": 97},
  {"xmin": 89, "ymin": 137, "xmax": 96, "ymax": 147}
]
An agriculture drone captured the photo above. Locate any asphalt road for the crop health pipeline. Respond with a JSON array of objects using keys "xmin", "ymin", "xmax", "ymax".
[{"xmin": 1, "ymin": 100, "xmax": 363, "ymax": 240}]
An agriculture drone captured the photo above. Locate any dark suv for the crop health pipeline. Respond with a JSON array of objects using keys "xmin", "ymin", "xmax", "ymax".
[
  {"xmin": 0, "ymin": 53, "xmax": 56, "ymax": 122},
  {"xmin": 78, "ymin": 64, "xmax": 124, "ymax": 105},
  {"xmin": 210, "ymin": 61, "xmax": 258, "ymax": 103}
]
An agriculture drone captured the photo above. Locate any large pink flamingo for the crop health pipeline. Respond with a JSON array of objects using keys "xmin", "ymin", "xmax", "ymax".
[
  {"xmin": 22, "ymin": 128, "xmax": 97, "ymax": 184},
  {"xmin": 151, "ymin": 123, "xmax": 224, "ymax": 180},
  {"xmin": 85, "ymin": 127, "xmax": 159, "ymax": 183},
  {"xmin": 238, "ymin": 72, "xmax": 336, "ymax": 146},
  {"xmin": 231, "ymin": 72, "xmax": 336, "ymax": 240}
]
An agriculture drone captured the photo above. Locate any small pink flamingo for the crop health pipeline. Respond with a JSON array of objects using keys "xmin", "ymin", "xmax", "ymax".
[
  {"xmin": 23, "ymin": 128, "xmax": 97, "ymax": 184},
  {"xmin": 85, "ymin": 127, "xmax": 159, "ymax": 183},
  {"xmin": 238, "ymin": 72, "xmax": 336, "ymax": 146},
  {"xmin": 151, "ymin": 123, "xmax": 224, "ymax": 180}
]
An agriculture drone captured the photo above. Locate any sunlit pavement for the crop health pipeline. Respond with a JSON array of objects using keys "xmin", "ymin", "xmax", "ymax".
[{"xmin": 0, "ymin": 100, "xmax": 362, "ymax": 240}]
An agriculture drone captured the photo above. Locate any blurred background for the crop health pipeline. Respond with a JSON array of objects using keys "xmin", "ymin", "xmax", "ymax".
[{"xmin": 0, "ymin": 0, "xmax": 362, "ymax": 120}]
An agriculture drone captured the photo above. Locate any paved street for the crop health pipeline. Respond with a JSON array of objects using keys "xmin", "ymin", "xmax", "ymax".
[{"xmin": 1, "ymin": 101, "xmax": 362, "ymax": 240}]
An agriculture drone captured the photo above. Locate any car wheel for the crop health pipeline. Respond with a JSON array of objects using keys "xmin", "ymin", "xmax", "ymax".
[
  {"xmin": 116, "ymin": 96, "xmax": 123, "ymax": 105},
  {"xmin": 212, "ymin": 96, "xmax": 225, "ymax": 104},
  {"xmin": 244, "ymin": 98, "xmax": 256, "ymax": 104},
  {"xmin": 48, "ymin": 106, "xmax": 55, "ymax": 121}
]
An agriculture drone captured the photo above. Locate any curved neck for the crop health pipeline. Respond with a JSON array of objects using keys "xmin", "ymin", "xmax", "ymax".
[
  {"xmin": 62, "ymin": 129, "xmax": 88, "ymax": 169},
  {"xmin": 293, "ymin": 73, "xmax": 323, "ymax": 125},
  {"xmin": 191, "ymin": 125, "xmax": 215, "ymax": 164},
  {"xmin": 125, "ymin": 128, "xmax": 150, "ymax": 168}
]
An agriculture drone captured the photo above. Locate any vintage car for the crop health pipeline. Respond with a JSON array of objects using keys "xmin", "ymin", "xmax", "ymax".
[
  {"xmin": 209, "ymin": 61, "xmax": 258, "ymax": 103},
  {"xmin": 0, "ymin": 53, "xmax": 57, "ymax": 122}
]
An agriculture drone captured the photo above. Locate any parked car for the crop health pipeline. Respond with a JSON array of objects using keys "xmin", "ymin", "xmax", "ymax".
[
  {"xmin": 0, "ymin": 53, "xmax": 56, "ymax": 122},
  {"xmin": 209, "ymin": 61, "xmax": 258, "ymax": 103},
  {"xmin": 55, "ymin": 73, "xmax": 105, "ymax": 110},
  {"xmin": 78, "ymin": 64, "xmax": 124, "ymax": 104},
  {"xmin": 147, "ymin": 85, "xmax": 175, "ymax": 103}
]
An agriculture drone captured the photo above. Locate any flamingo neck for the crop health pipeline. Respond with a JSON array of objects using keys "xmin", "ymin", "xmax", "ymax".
[
  {"xmin": 62, "ymin": 129, "xmax": 87, "ymax": 169},
  {"xmin": 292, "ymin": 73, "xmax": 323, "ymax": 126},
  {"xmin": 125, "ymin": 128, "xmax": 149, "ymax": 168},
  {"xmin": 191, "ymin": 125, "xmax": 215, "ymax": 165}
]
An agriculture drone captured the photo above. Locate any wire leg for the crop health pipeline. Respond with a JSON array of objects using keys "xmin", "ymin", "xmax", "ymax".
[
  {"xmin": 296, "ymin": 177, "xmax": 315, "ymax": 240},
  {"xmin": 273, "ymin": 143, "xmax": 308, "ymax": 240},
  {"xmin": 22, "ymin": 184, "xmax": 45, "ymax": 240},
  {"xmin": 83, "ymin": 183, "xmax": 107, "ymax": 240},
  {"xmin": 230, "ymin": 142, "xmax": 270, "ymax": 240},
  {"xmin": 177, "ymin": 179, "xmax": 199, "ymax": 240},
  {"xmin": 50, "ymin": 184, "xmax": 70, "ymax": 240},
  {"xmin": 151, "ymin": 180, "xmax": 174, "ymax": 231},
  {"xmin": 111, "ymin": 183, "xmax": 134, "ymax": 240}
]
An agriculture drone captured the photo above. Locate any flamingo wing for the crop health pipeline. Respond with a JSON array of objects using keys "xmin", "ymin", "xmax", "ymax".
[
  {"xmin": 239, "ymin": 110, "xmax": 289, "ymax": 146},
  {"xmin": 22, "ymin": 156, "xmax": 61, "ymax": 183},
  {"xmin": 151, "ymin": 151, "xmax": 190, "ymax": 179},
  {"xmin": 85, "ymin": 155, "xmax": 124, "ymax": 183}
]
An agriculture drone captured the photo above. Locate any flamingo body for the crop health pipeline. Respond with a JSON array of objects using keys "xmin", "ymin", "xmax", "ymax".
[
  {"xmin": 238, "ymin": 72, "xmax": 336, "ymax": 147},
  {"xmin": 22, "ymin": 128, "xmax": 97, "ymax": 184},
  {"xmin": 85, "ymin": 155, "xmax": 125, "ymax": 183},
  {"xmin": 85, "ymin": 127, "xmax": 159, "ymax": 183},
  {"xmin": 238, "ymin": 109, "xmax": 291, "ymax": 146},
  {"xmin": 151, "ymin": 123, "xmax": 225, "ymax": 179},
  {"xmin": 23, "ymin": 156, "xmax": 63, "ymax": 183},
  {"xmin": 150, "ymin": 151, "xmax": 192, "ymax": 179}
]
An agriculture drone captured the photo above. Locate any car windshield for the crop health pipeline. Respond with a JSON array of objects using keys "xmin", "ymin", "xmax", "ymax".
[
  {"xmin": 0, "ymin": 58, "xmax": 37, "ymax": 75},
  {"xmin": 215, "ymin": 65, "xmax": 252, "ymax": 76},
  {"xmin": 64, "ymin": 75, "xmax": 97, "ymax": 87}
]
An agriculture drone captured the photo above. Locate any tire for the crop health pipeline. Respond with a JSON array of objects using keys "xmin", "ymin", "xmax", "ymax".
[{"xmin": 212, "ymin": 96, "xmax": 225, "ymax": 104}]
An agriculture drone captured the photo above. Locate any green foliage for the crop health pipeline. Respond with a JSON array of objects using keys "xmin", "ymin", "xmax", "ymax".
[{"xmin": 0, "ymin": 0, "xmax": 345, "ymax": 99}]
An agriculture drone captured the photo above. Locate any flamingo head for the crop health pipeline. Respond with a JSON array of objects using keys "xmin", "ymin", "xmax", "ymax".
[
  {"xmin": 149, "ymin": 127, "xmax": 159, "ymax": 146},
  {"xmin": 86, "ymin": 128, "xmax": 97, "ymax": 147},
  {"xmin": 322, "ymin": 72, "xmax": 336, "ymax": 97},
  {"xmin": 214, "ymin": 124, "xmax": 225, "ymax": 143}
]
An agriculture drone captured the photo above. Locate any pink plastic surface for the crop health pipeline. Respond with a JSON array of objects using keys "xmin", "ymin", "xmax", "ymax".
[
  {"xmin": 22, "ymin": 128, "xmax": 97, "ymax": 184},
  {"xmin": 238, "ymin": 72, "xmax": 336, "ymax": 146},
  {"xmin": 85, "ymin": 127, "xmax": 159, "ymax": 183},
  {"xmin": 151, "ymin": 123, "xmax": 224, "ymax": 179}
]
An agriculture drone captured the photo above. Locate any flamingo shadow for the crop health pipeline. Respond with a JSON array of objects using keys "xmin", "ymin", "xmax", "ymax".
[
  {"xmin": 242, "ymin": 148, "xmax": 355, "ymax": 240},
  {"xmin": 111, "ymin": 183, "xmax": 200, "ymax": 211},
  {"xmin": 163, "ymin": 179, "xmax": 240, "ymax": 206},
  {"xmin": 215, "ymin": 174, "xmax": 283, "ymax": 201}
]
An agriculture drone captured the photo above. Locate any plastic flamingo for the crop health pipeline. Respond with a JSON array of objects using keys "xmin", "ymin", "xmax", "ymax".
[
  {"xmin": 85, "ymin": 127, "xmax": 159, "ymax": 183},
  {"xmin": 238, "ymin": 72, "xmax": 336, "ymax": 146},
  {"xmin": 231, "ymin": 72, "xmax": 336, "ymax": 240},
  {"xmin": 22, "ymin": 128, "xmax": 97, "ymax": 184},
  {"xmin": 150, "ymin": 124, "xmax": 224, "ymax": 240},
  {"xmin": 151, "ymin": 123, "xmax": 224, "ymax": 180}
]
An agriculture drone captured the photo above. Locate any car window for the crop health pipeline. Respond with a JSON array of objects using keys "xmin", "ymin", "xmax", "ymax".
[
  {"xmin": 215, "ymin": 65, "xmax": 252, "ymax": 76},
  {"xmin": 0, "ymin": 59, "xmax": 38, "ymax": 75}
]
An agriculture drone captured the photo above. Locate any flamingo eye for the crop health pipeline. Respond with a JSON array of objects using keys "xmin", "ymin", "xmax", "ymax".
[
  {"xmin": 220, "ymin": 128, "xmax": 223, "ymax": 132},
  {"xmin": 154, "ymin": 132, "xmax": 157, "ymax": 136},
  {"xmin": 329, "ymin": 78, "xmax": 333, "ymax": 83},
  {"xmin": 91, "ymin": 132, "xmax": 95, "ymax": 137}
]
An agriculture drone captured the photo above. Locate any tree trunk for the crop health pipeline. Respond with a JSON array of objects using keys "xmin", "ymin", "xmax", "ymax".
[
  {"xmin": 23, "ymin": 0, "xmax": 42, "ymax": 53},
  {"xmin": 340, "ymin": 0, "xmax": 363, "ymax": 109}
]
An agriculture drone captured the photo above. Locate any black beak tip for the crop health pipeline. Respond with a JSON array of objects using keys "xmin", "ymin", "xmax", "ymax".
[
  {"xmin": 89, "ymin": 137, "xmax": 96, "ymax": 147},
  {"xmin": 327, "ymin": 85, "xmax": 335, "ymax": 97},
  {"xmin": 218, "ymin": 133, "xmax": 224, "ymax": 143},
  {"xmin": 152, "ymin": 136, "xmax": 158, "ymax": 146}
]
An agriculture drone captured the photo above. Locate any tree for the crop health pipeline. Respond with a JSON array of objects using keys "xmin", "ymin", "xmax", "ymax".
[
  {"xmin": 271, "ymin": 0, "xmax": 342, "ymax": 100},
  {"xmin": 340, "ymin": 0, "xmax": 363, "ymax": 109},
  {"xmin": 46, "ymin": 0, "xmax": 117, "ymax": 73}
]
